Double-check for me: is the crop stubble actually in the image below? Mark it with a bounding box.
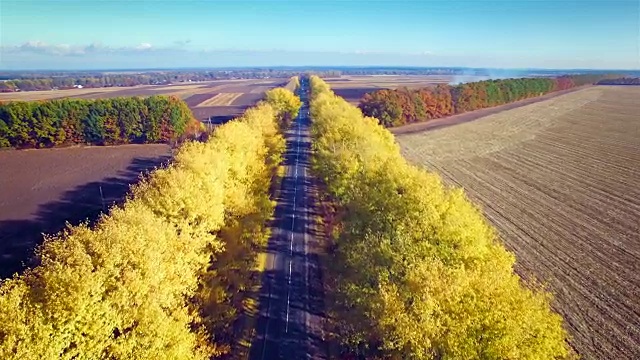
[195,92,244,107]
[396,86,640,359]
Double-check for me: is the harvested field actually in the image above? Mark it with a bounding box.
[190,106,246,124]
[184,93,217,107]
[0,78,289,122]
[326,75,487,104]
[195,92,244,107]
[390,86,592,135]
[395,86,640,359]
[0,144,171,279]
[325,75,454,89]
[202,79,269,88]
[332,88,377,104]
[232,93,264,106]
[0,86,133,101]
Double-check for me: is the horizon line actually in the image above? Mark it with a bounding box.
[1,65,639,73]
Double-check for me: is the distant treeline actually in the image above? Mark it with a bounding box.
[0,96,201,148]
[359,74,617,127]
[0,70,317,92]
[4,68,635,92]
[596,77,640,85]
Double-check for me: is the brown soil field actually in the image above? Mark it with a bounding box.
[324,75,454,89]
[0,86,134,101]
[202,79,281,89]
[232,93,265,106]
[0,144,171,279]
[395,86,640,359]
[332,87,377,104]
[195,92,244,107]
[184,93,217,107]
[0,78,288,122]
[190,106,247,124]
[326,75,487,104]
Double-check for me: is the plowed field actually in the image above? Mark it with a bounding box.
[325,75,481,104]
[0,78,288,122]
[396,86,640,359]
[0,145,171,279]
[195,92,244,107]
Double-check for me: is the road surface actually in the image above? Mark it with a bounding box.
[250,78,326,359]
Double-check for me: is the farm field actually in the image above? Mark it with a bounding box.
[395,86,640,359]
[0,144,171,279]
[0,78,288,122]
[326,74,479,104]
[390,85,591,135]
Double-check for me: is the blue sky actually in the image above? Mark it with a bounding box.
[0,0,638,70]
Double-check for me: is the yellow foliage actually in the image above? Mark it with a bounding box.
[192,102,286,352]
[0,202,210,360]
[264,87,302,127]
[0,86,292,358]
[309,76,569,359]
[284,76,300,92]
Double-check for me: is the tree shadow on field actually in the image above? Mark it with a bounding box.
[0,155,171,280]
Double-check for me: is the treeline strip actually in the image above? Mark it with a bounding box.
[359,74,617,127]
[284,75,301,92]
[0,88,301,359]
[596,77,640,85]
[309,75,569,358]
[191,88,300,355]
[0,96,203,148]
[0,71,308,92]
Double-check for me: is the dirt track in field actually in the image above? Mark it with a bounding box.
[0,145,171,279]
[396,86,640,360]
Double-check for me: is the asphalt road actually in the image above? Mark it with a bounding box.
[249,79,326,359]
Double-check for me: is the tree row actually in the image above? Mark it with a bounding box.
[596,77,640,85]
[0,70,297,92]
[359,74,616,127]
[309,75,568,359]
[0,96,201,148]
[0,87,302,359]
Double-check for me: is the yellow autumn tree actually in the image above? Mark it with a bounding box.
[0,87,297,359]
[264,86,302,127]
[190,102,288,353]
[284,75,300,92]
[309,75,569,359]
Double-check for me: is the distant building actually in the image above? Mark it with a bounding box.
[74,84,83,89]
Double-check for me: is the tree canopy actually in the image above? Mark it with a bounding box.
[0,87,300,359]
[359,74,618,127]
[0,96,201,148]
[310,75,569,359]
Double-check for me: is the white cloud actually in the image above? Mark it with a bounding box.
[4,41,161,57]
[135,43,152,50]
[18,41,84,56]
